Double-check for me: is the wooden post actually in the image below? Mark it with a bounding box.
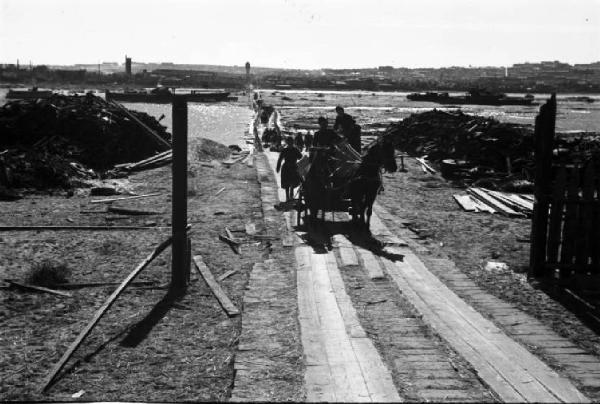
[171,95,190,289]
[529,94,557,278]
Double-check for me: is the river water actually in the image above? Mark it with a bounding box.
[1,88,599,140]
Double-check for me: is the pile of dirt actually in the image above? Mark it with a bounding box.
[383,109,534,176]
[195,138,231,161]
[0,94,171,190]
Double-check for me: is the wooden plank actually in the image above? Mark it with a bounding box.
[486,189,531,214]
[560,168,580,274]
[193,255,240,317]
[0,225,159,231]
[332,235,359,267]
[53,281,155,289]
[453,194,478,212]
[217,269,239,282]
[469,188,523,217]
[356,247,385,280]
[578,164,595,271]
[547,167,567,264]
[219,234,240,254]
[107,206,162,216]
[383,248,588,403]
[6,280,72,297]
[40,235,173,392]
[90,193,162,204]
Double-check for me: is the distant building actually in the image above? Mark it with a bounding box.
[125,56,132,76]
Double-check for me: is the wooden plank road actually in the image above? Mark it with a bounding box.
[263,146,589,402]
[265,150,401,402]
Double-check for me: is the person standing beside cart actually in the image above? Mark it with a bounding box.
[276,136,303,202]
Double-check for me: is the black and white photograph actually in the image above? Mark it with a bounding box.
[1,0,600,402]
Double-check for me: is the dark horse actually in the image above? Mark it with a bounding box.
[349,137,397,230]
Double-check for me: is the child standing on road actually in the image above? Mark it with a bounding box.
[276,136,303,202]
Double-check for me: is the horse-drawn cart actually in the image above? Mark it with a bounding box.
[295,140,361,225]
[295,137,398,229]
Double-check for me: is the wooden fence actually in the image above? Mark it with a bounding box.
[530,94,600,289]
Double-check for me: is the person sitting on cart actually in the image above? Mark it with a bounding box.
[334,106,361,153]
[313,117,340,149]
[309,117,342,186]
[276,136,303,202]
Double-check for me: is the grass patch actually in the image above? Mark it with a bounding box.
[26,260,71,286]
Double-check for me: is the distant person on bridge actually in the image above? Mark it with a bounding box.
[334,106,361,153]
[276,136,303,202]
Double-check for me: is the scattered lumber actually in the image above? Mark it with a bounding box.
[219,234,240,254]
[6,280,72,297]
[90,193,162,204]
[107,206,162,216]
[468,187,524,217]
[40,234,175,393]
[221,152,249,166]
[53,281,156,289]
[415,157,436,174]
[217,269,239,282]
[118,150,173,171]
[192,256,240,317]
[0,225,159,231]
[453,194,478,212]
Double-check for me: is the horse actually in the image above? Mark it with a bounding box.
[348,137,397,230]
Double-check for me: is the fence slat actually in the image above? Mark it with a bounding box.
[593,169,600,271]
[578,164,595,272]
[559,167,580,279]
[547,167,567,264]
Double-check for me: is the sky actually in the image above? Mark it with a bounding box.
[1,0,599,69]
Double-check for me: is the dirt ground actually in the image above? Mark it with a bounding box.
[0,137,269,401]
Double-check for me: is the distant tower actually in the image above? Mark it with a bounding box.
[245,61,251,87]
[125,55,132,76]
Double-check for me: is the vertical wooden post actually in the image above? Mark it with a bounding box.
[529,93,557,278]
[171,95,189,289]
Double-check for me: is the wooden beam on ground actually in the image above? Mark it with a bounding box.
[453,194,478,212]
[0,225,160,231]
[192,255,240,317]
[6,280,72,297]
[217,269,239,282]
[40,235,174,393]
[219,234,240,254]
[468,188,524,217]
[53,281,156,289]
[107,206,162,216]
[90,193,162,204]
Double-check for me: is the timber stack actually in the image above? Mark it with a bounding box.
[0,94,171,191]
[383,109,600,189]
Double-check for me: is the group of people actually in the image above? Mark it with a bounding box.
[276,106,361,201]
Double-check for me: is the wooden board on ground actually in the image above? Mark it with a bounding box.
[193,255,240,317]
[356,247,385,280]
[6,280,72,297]
[453,194,478,212]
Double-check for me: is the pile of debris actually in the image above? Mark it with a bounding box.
[0,94,171,190]
[382,109,534,177]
